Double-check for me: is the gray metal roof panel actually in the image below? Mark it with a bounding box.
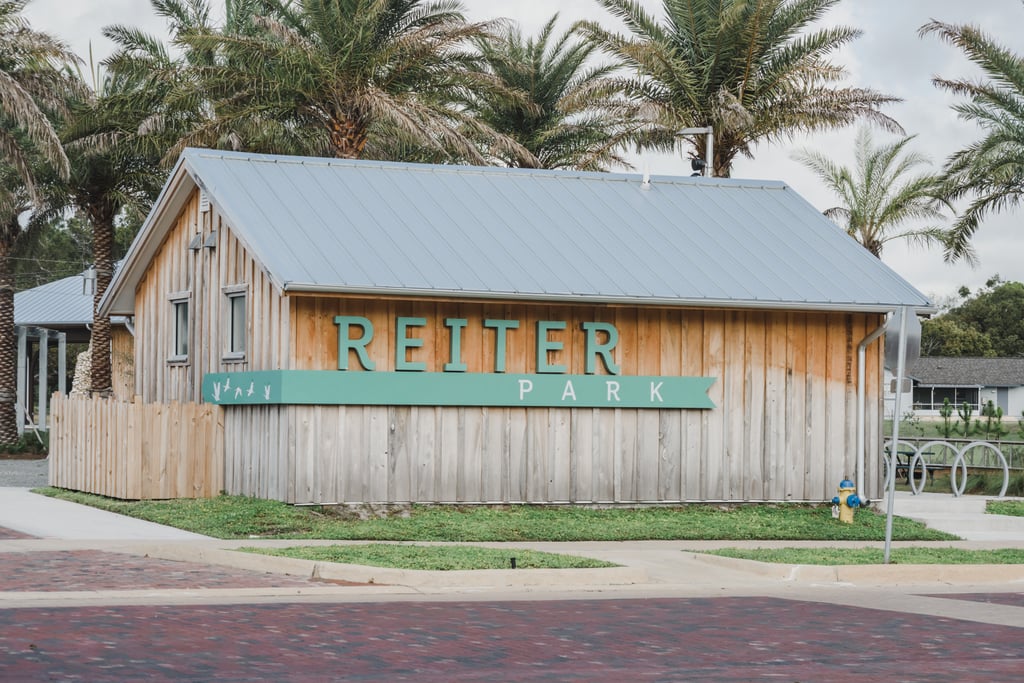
[173,149,932,311]
[15,266,128,328]
[14,273,93,326]
[908,357,1024,387]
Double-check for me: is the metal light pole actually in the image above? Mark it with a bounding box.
[678,127,714,177]
[884,306,909,564]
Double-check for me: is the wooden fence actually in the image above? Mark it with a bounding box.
[49,395,224,500]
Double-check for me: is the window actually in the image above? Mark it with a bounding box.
[911,386,980,411]
[223,285,248,361]
[169,292,190,362]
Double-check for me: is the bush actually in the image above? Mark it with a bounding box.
[0,432,48,456]
[1006,471,1024,497]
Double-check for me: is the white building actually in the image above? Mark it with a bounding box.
[886,357,1024,420]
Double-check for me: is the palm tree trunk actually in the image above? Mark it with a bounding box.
[89,202,116,397]
[0,228,19,443]
[328,117,369,159]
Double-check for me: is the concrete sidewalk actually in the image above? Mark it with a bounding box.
[0,487,207,540]
[881,490,1024,541]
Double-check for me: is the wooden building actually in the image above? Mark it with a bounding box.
[97,149,932,505]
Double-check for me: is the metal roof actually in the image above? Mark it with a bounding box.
[16,266,126,339]
[103,148,934,315]
[908,357,1024,387]
[15,271,96,327]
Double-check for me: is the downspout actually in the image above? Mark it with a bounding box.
[856,320,887,496]
[124,316,135,337]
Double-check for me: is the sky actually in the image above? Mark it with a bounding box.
[20,0,1024,305]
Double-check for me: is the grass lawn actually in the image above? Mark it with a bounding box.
[35,488,954,542]
[988,500,1024,517]
[704,546,1024,565]
[241,544,617,570]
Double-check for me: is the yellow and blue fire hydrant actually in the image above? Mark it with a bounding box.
[831,478,861,524]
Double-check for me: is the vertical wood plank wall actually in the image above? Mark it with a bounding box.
[221,295,885,504]
[132,193,290,404]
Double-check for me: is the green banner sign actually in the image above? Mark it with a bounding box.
[202,371,716,410]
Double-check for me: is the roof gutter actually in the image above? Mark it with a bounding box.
[280,282,937,316]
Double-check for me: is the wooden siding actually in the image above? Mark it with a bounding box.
[131,189,290,403]
[49,394,224,499]
[219,298,886,504]
[111,327,135,402]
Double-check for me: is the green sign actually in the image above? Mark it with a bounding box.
[202,371,716,409]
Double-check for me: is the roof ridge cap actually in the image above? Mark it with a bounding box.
[184,148,785,187]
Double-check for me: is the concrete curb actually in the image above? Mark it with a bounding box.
[686,551,1024,585]
[144,544,649,589]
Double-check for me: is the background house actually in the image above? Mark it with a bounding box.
[14,265,132,399]
[886,357,1024,419]
[53,149,932,504]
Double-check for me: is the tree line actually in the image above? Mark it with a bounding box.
[3,0,1023,443]
[922,277,1024,358]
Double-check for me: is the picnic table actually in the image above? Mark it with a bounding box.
[883,446,944,484]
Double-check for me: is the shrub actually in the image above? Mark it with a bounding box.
[0,433,48,456]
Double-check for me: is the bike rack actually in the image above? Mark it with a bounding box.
[951,442,1009,498]
[884,439,1010,498]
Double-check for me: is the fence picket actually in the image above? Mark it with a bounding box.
[48,394,224,500]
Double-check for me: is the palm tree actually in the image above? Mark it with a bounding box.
[0,0,76,443]
[465,14,638,171]
[920,14,1024,263]
[0,0,74,195]
[794,127,952,258]
[40,65,166,397]
[0,164,35,443]
[104,0,275,166]
[579,0,901,177]
[175,0,524,163]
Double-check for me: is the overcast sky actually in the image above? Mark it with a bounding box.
[21,0,1024,304]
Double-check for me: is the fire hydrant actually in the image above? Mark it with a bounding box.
[831,478,861,524]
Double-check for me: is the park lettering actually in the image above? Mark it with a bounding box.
[335,316,621,375]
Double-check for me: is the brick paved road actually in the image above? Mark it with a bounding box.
[0,550,327,591]
[2,597,1022,682]
[0,527,32,540]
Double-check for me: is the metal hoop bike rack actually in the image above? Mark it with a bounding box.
[884,439,1009,498]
